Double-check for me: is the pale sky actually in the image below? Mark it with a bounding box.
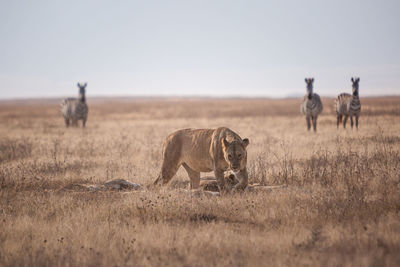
[1,0,399,99]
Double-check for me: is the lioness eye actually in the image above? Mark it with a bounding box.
[228,155,232,159]
[238,154,242,158]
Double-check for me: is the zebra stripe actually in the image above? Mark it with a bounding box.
[335,77,361,129]
[300,78,323,132]
[61,83,89,128]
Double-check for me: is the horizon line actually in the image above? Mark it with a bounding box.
[1,94,400,102]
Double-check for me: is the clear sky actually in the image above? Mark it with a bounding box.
[1,0,399,99]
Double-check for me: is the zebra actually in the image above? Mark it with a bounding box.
[61,82,89,127]
[300,78,323,132]
[335,77,361,129]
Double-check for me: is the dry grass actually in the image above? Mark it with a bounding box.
[1,96,400,266]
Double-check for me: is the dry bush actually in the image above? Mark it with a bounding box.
[0,96,400,266]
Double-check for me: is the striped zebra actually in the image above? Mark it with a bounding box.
[335,77,361,129]
[61,82,89,127]
[300,78,323,132]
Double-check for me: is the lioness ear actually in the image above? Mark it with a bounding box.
[242,138,249,148]
[222,138,229,150]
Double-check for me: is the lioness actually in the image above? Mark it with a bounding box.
[153,127,249,191]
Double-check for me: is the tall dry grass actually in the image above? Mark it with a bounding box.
[0,97,400,266]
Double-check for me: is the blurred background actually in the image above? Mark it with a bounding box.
[1,0,399,99]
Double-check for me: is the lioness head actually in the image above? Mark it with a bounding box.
[222,138,249,172]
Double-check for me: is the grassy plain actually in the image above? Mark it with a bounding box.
[0,96,399,266]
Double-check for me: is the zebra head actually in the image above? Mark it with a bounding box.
[351,77,360,97]
[77,82,87,102]
[304,78,314,99]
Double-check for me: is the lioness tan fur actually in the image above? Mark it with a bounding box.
[153,127,249,191]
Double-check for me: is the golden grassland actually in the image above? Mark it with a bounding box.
[0,96,400,266]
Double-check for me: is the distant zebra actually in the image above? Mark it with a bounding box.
[61,82,89,127]
[335,77,361,129]
[300,78,323,132]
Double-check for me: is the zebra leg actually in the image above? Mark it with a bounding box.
[343,116,348,129]
[355,115,359,130]
[306,116,311,131]
[82,118,87,128]
[337,115,342,129]
[72,118,78,127]
[64,118,70,127]
[350,116,354,129]
[312,116,317,132]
